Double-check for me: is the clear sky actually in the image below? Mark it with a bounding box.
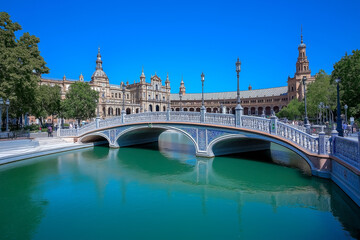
[3,0,360,93]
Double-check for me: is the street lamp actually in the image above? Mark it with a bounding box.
[302,76,310,130]
[236,58,241,105]
[335,78,343,136]
[344,104,348,124]
[5,99,9,132]
[122,84,126,113]
[179,91,183,111]
[0,98,3,132]
[201,72,205,108]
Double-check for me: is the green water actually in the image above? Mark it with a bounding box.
[0,142,360,239]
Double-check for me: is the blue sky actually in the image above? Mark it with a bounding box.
[3,0,360,93]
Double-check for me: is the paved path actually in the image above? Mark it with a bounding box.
[0,137,93,165]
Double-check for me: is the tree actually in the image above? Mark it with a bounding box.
[306,70,336,122]
[62,82,98,125]
[0,12,49,123]
[32,84,61,126]
[277,99,304,120]
[331,50,360,119]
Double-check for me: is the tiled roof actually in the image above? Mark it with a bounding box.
[170,86,288,101]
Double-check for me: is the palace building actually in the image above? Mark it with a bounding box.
[33,31,315,124]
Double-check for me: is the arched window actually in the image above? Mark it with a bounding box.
[127,94,129,99]
[149,105,153,112]
[163,106,166,111]
[115,93,117,98]
[156,105,160,111]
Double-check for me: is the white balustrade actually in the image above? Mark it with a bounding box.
[205,113,235,126]
[333,137,359,168]
[241,116,270,133]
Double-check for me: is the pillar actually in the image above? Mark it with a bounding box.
[200,106,206,123]
[318,126,326,155]
[270,115,277,134]
[235,104,243,128]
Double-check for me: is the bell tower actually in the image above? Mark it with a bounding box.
[295,26,310,76]
[179,75,185,95]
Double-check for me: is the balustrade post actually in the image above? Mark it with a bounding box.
[167,108,171,121]
[330,127,338,155]
[200,106,206,123]
[270,115,277,134]
[121,110,126,124]
[318,126,326,155]
[96,116,100,129]
[235,105,243,127]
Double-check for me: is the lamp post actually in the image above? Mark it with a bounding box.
[5,99,9,132]
[335,78,343,136]
[236,58,241,105]
[344,104,348,124]
[201,72,205,108]
[179,92,183,111]
[0,98,3,132]
[122,84,126,112]
[302,76,310,131]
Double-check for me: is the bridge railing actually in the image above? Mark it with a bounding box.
[277,121,321,154]
[205,113,235,126]
[333,136,359,169]
[170,111,201,123]
[241,115,270,133]
[125,112,167,123]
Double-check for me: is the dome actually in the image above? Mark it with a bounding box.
[92,69,107,78]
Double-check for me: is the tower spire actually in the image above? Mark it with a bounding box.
[301,25,303,44]
[96,47,103,70]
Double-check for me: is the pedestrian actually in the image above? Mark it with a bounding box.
[47,125,51,137]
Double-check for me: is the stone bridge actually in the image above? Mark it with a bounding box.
[58,111,360,206]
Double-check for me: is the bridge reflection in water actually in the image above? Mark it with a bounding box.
[1,131,359,239]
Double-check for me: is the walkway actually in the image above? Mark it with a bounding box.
[0,137,93,165]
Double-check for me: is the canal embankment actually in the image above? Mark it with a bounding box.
[0,137,94,165]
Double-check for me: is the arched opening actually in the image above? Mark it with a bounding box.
[136,108,139,113]
[163,106,166,111]
[189,108,194,112]
[244,107,249,115]
[175,108,180,111]
[206,108,211,113]
[108,108,113,116]
[209,136,311,174]
[156,105,160,112]
[213,108,218,113]
[116,127,197,154]
[184,108,188,111]
[149,104,153,112]
[196,108,200,112]
[126,108,131,114]
[251,107,256,115]
[265,106,271,116]
[103,107,106,116]
[273,106,280,113]
[231,107,235,114]
[258,107,263,116]
[80,134,109,146]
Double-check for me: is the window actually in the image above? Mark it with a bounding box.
[127,94,129,99]
[115,93,117,98]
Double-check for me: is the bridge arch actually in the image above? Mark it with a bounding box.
[207,133,314,171]
[79,132,111,146]
[114,125,199,152]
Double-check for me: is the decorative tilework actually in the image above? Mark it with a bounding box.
[332,161,360,194]
[206,128,238,144]
[178,127,197,141]
[198,128,206,151]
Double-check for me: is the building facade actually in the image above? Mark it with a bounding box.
[34,32,315,124]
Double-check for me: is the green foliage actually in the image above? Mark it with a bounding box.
[0,12,49,118]
[277,99,304,120]
[32,84,61,125]
[306,70,336,120]
[62,82,98,124]
[331,50,360,119]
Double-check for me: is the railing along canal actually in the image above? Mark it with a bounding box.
[58,111,338,156]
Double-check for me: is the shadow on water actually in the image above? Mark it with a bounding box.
[117,142,194,176]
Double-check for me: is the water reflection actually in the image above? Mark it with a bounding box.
[0,136,359,239]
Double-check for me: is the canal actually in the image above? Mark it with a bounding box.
[0,131,359,239]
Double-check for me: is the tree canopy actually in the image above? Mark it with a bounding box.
[277,99,304,120]
[62,82,98,125]
[331,50,360,119]
[32,84,62,126]
[0,12,49,119]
